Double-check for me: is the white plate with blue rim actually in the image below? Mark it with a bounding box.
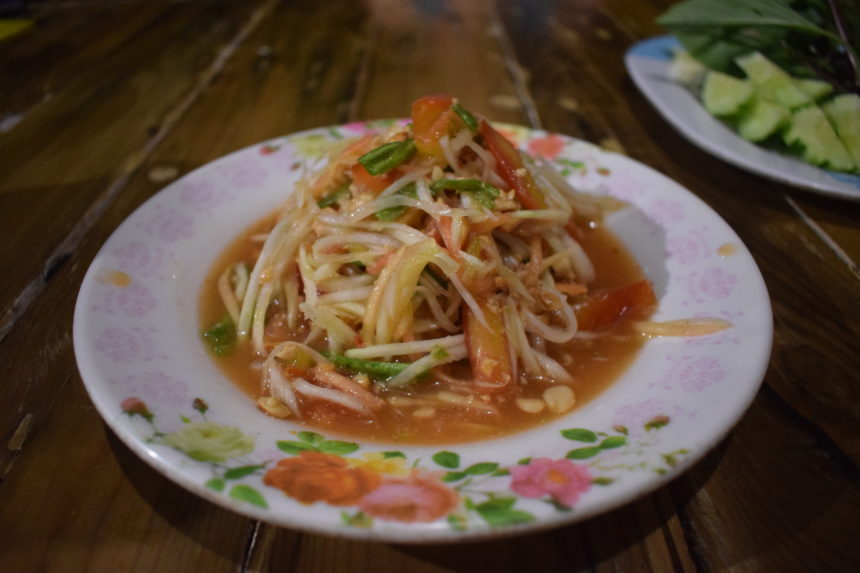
[626,35,860,201]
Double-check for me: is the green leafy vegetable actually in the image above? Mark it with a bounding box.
[359,139,417,175]
[452,102,479,132]
[203,315,236,357]
[658,0,859,94]
[429,178,501,208]
[321,351,409,379]
[317,182,350,208]
[375,182,417,221]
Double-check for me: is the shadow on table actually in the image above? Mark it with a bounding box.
[105,427,253,564]
[391,443,725,572]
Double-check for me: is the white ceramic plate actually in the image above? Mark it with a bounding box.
[626,36,860,201]
[73,122,772,542]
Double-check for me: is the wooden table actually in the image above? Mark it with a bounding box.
[1,1,858,570]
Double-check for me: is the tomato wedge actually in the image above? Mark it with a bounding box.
[411,94,465,162]
[574,280,657,331]
[478,120,546,210]
[464,298,514,394]
[350,163,398,194]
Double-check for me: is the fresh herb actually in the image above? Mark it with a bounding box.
[430,178,501,208]
[203,315,236,357]
[658,0,859,94]
[375,182,417,221]
[358,139,417,176]
[322,351,409,379]
[452,102,479,132]
[317,181,350,208]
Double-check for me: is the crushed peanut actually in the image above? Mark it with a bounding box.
[257,396,291,418]
[516,398,546,414]
[413,407,436,418]
[543,385,575,414]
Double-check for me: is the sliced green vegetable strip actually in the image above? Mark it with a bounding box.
[430,178,500,208]
[359,139,416,176]
[452,102,479,133]
[317,182,350,208]
[375,182,417,221]
[203,315,236,357]
[322,351,409,379]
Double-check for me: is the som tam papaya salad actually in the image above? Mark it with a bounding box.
[201,95,671,443]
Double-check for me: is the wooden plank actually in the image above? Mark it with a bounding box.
[671,390,860,571]
[0,0,260,333]
[357,0,529,125]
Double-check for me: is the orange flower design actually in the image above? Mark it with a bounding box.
[264,451,380,506]
[527,134,565,159]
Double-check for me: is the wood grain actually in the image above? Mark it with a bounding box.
[0,0,858,571]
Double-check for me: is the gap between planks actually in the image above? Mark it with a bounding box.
[784,196,860,281]
[0,0,279,346]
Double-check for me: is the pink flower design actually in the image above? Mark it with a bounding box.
[666,229,710,266]
[647,199,684,226]
[675,356,726,392]
[218,158,268,189]
[527,134,565,159]
[358,471,459,523]
[128,370,189,407]
[139,206,194,243]
[96,283,158,318]
[110,241,164,277]
[509,458,592,508]
[684,267,738,305]
[613,399,668,431]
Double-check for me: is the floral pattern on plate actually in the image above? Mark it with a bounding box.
[120,396,687,531]
[74,121,772,542]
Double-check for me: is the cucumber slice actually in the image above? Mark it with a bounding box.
[795,78,833,101]
[784,105,855,172]
[736,95,790,142]
[736,52,813,109]
[823,94,860,171]
[701,71,754,117]
[669,49,706,88]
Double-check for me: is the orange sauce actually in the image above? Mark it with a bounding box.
[200,217,650,445]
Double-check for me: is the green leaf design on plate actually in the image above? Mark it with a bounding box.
[297,431,325,445]
[224,464,264,480]
[464,462,499,475]
[277,440,316,454]
[433,451,460,469]
[566,446,602,460]
[206,478,226,492]
[599,436,627,450]
[341,511,372,527]
[492,468,510,477]
[229,484,268,508]
[317,440,360,455]
[561,428,598,443]
[645,415,670,431]
[517,457,532,465]
[474,498,534,526]
[382,451,406,459]
[592,476,614,485]
[447,513,468,531]
[442,471,468,483]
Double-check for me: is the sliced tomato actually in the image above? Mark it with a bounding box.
[464,298,514,394]
[411,94,465,162]
[349,163,398,194]
[478,120,546,210]
[574,280,657,331]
